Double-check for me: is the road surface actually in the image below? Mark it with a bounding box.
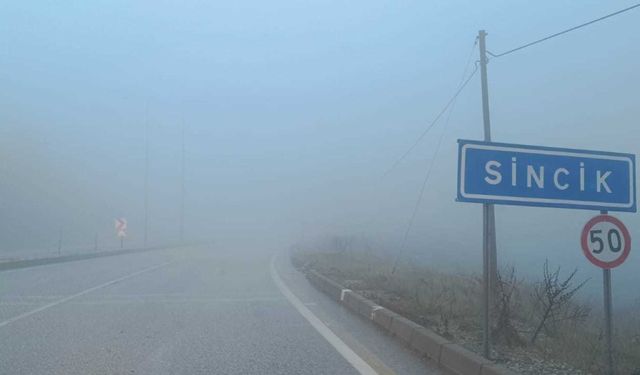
[0,245,443,374]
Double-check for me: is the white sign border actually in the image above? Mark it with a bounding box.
[459,142,636,210]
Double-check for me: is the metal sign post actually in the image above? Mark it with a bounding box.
[599,209,614,375]
[115,218,127,249]
[603,266,614,375]
[580,212,631,375]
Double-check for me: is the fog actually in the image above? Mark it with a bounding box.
[1,1,639,306]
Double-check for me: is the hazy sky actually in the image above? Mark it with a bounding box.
[1,1,639,303]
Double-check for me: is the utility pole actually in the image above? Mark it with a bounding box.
[478,29,498,359]
[180,122,185,244]
[57,226,63,256]
[144,119,149,248]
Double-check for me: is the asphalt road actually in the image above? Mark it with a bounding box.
[0,245,443,375]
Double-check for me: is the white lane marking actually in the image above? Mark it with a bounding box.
[0,262,171,329]
[0,295,67,300]
[0,296,286,306]
[270,255,378,375]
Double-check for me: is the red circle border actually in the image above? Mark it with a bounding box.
[580,215,631,269]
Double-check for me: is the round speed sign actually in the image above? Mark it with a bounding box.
[581,215,631,269]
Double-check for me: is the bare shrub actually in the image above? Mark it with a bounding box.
[530,259,589,344]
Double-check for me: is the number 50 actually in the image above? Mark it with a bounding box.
[589,229,622,254]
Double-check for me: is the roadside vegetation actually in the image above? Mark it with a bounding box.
[291,236,640,375]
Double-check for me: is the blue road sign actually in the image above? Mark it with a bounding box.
[457,140,636,212]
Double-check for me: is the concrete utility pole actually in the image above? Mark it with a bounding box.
[144,120,149,248]
[180,123,185,243]
[57,227,63,256]
[478,29,498,359]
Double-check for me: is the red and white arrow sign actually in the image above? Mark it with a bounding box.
[115,218,127,238]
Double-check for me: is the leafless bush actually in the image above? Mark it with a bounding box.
[530,259,589,344]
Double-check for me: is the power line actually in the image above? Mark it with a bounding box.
[382,59,478,178]
[390,103,452,274]
[382,38,478,177]
[489,3,640,58]
[358,41,478,238]
[390,42,478,274]
[459,37,480,83]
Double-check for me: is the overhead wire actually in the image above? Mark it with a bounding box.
[390,102,454,274]
[382,39,479,178]
[488,3,640,58]
[390,41,479,274]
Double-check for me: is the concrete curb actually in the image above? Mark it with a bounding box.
[304,269,518,375]
[411,326,450,362]
[0,246,170,272]
[307,270,344,301]
[440,343,492,375]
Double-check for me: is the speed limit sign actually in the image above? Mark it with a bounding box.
[581,215,631,269]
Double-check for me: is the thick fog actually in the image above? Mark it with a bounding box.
[1,1,638,305]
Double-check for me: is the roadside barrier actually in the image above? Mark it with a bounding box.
[304,269,517,375]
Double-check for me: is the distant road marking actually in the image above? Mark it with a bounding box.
[0,262,171,329]
[270,255,378,375]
